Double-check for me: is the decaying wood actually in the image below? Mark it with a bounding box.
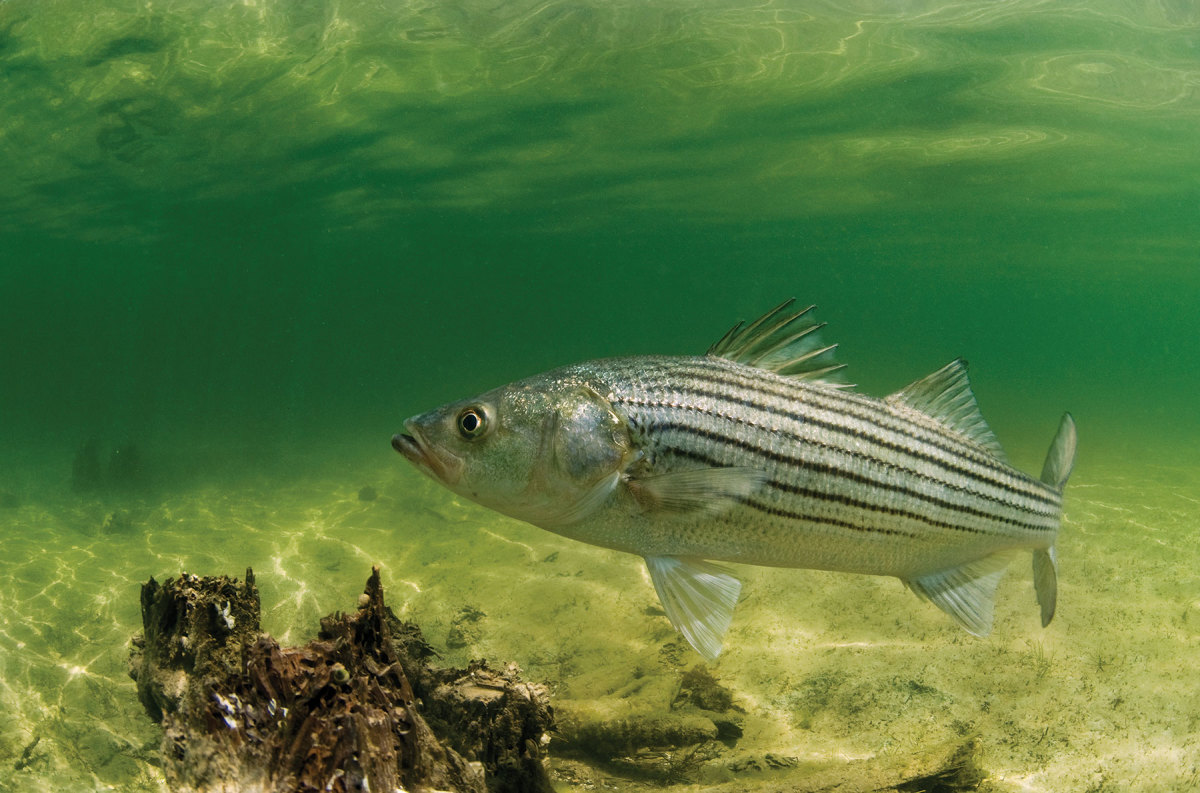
[129,567,553,793]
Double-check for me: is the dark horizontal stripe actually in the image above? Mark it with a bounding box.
[616,391,1058,520]
[736,496,921,540]
[613,363,1059,510]
[620,354,1043,489]
[607,355,993,467]
[672,359,1052,500]
[666,443,1053,539]
[662,424,1057,531]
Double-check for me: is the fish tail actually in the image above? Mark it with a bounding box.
[1033,413,1077,627]
[1040,412,1077,492]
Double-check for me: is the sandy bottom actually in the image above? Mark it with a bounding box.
[0,454,1197,791]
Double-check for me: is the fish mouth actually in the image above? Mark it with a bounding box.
[392,423,462,484]
[391,432,423,461]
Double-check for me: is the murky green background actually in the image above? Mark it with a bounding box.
[1,1,1198,790]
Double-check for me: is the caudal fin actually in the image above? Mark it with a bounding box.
[1034,413,1076,627]
[1040,413,1077,492]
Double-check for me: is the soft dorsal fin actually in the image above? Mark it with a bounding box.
[707,299,849,387]
[886,359,1007,461]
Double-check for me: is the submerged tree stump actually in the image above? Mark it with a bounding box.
[129,567,554,793]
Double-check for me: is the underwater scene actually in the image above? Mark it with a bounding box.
[1,0,1199,790]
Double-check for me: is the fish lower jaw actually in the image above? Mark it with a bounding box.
[392,431,463,485]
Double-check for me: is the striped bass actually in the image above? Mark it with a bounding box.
[393,300,1076,660]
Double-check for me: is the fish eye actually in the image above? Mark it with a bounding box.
[457,406,489,439]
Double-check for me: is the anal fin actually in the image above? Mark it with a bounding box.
[645,556,741,661]
[1033,547,1058,627]
[903,552,1017,636]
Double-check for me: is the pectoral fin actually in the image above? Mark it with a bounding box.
[645,556,741,661]
[628,467,768,516]
[903,552,1018,636]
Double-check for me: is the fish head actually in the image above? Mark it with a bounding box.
[393,370,633,528]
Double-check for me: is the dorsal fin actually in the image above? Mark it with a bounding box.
[886,359,1007,461]
[707,299,849,387]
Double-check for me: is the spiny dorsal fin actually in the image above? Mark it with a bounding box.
[886,359,1007,462]
[707,299,850,387]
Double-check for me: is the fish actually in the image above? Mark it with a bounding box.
[392,300,1076,660]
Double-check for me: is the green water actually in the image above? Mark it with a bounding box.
[1,1,1198,790]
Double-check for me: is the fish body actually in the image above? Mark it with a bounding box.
[394,301,1076,659]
